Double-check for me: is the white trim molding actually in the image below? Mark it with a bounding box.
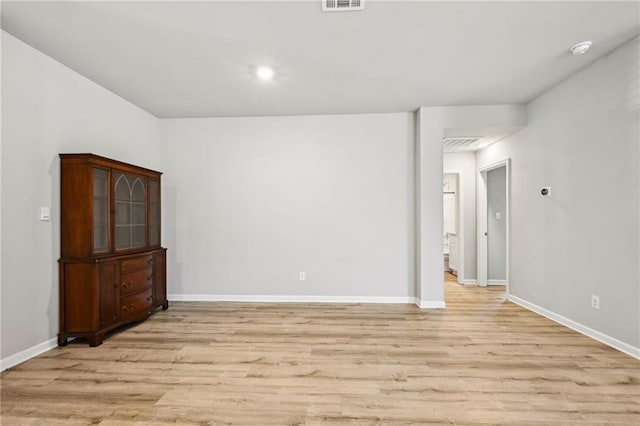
[169,294,418,305]
[487,280,507,286]
[169,294,447,310]
[460,279,477,286]
[417,300,446,309]
[509,295,640,360]
[0,337,58,372]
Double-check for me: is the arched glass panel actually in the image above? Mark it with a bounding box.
[114,173,148,250]
[132,178,146,202]
[115,175,131,201]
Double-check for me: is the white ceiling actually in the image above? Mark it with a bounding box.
[2,1,639,118]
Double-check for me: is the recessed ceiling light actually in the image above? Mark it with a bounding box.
[256,66,275,81]
[569,41,592,56]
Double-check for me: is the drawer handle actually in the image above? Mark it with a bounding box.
[146,274,153,281]
[121,281,132,289]
[147,259,153,264]
[147,296,153,303]
[122,304,133,312]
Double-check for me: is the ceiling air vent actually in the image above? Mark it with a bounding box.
[323,0,365,12]
[443,137,484,153]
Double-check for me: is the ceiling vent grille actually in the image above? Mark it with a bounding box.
[323,0,365,12]
[443,137,484,153]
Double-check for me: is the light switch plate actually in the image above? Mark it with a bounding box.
[40,207,51,221]
[495,212,501,220]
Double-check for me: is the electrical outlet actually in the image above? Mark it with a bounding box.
[591,295,600,310]
[299,272,305,281]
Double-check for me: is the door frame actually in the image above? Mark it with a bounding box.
[477,158,510,294]
[443,170,464,284]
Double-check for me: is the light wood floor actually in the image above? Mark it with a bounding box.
[2,275,639,425]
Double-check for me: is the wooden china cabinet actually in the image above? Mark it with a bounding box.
[58,154,167,347]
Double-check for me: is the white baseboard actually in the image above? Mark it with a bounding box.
[508,295,640,360]
[0,337,58,372]
[169,294,417,304]
[169,294,446,310]
[459,279,477,285]
[417,300,446,309]
[487,280,507,286]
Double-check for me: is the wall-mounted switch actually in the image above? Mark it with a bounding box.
[40,207,51,221]
[495,212,501,220]
[299,272,306,281]
[591,295,600,310]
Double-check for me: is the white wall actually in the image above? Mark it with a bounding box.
[1,32,159,362]
[476,37,640,349]
[444,152,477,282]
[159,113,415,300]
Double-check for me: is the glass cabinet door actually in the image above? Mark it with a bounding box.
[149,179,160,247]
[114,173,147,250]
[92,168,110,253]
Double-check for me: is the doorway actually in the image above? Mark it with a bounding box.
[443,173,458,275]
[443,172,463,284]
[477,160,509,292]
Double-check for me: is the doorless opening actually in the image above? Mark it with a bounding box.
[477,159,510,293]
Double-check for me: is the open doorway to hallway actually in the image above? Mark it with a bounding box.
[477,160,510,292]
[486,166,508,285]
[443,173,459,280]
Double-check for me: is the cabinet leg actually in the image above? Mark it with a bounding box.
[58,335,68,347]
[88,334,104,347]
[162,301,169,310]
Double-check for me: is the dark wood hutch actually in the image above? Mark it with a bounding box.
[58,154,167,346]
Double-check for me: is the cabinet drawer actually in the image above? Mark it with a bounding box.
[120,288,153,320]
[120,255,153,273]
[120,268,152,296]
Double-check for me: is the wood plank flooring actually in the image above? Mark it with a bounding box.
[2,275,639,425]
